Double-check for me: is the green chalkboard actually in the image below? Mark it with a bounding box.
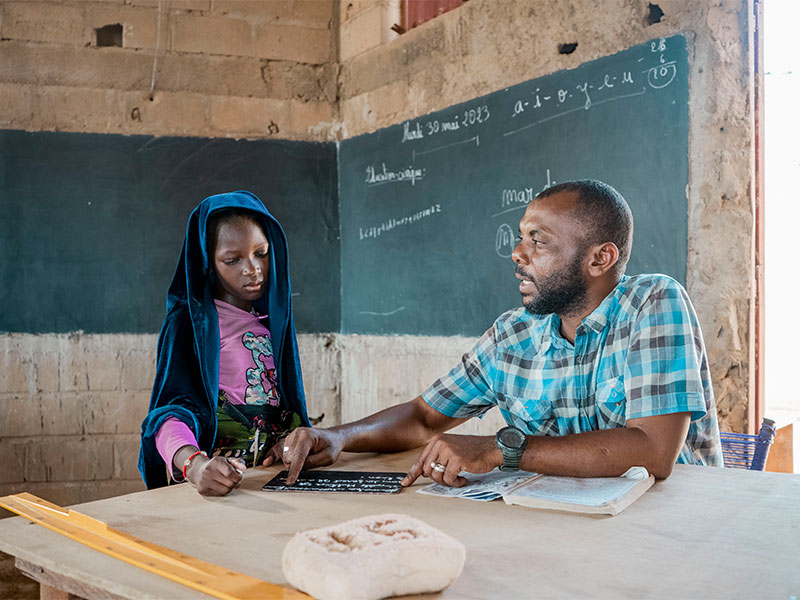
[0,132,339,334]
[339,35,690,336]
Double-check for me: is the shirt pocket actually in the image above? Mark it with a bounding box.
[592,377,627,429]
[497,393,555,435]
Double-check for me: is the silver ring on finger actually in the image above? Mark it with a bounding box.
[430,461,446,473]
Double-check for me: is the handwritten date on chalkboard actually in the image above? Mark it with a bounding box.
[262,471,406,494]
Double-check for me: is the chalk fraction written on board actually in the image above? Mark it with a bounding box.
[262,471,406,494]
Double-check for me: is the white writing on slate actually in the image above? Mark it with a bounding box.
[496,169,557,215]
[365,163,425,186]
[494,169,558,257]
[511,68,637,119]
[506,37,675,137]
[359,204,442,240]
[402,121,424,142]
[400,105,491,143]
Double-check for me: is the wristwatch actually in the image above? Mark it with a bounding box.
[495,426,528,472]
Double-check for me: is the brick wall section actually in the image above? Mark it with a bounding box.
[0,329,339,600]
[0,0,337,139]
[0,333,153,518]
[339,0,400,61]
[0,332,338,511]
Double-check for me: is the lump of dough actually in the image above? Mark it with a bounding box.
[282,513,466,600]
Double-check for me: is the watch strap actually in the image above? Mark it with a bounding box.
[499,448,523,472]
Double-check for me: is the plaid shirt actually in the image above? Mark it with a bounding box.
[422,274,723,466]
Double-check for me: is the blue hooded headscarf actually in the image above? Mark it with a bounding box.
[138,191,310,489]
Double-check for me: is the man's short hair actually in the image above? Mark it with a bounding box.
[536,179,633,276]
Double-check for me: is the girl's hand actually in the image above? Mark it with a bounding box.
[186,455,245,496]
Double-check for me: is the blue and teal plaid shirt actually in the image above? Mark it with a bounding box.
[422,274,723,466]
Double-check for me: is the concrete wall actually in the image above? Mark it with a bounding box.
[0,0,338,140]
[0,1,754,585]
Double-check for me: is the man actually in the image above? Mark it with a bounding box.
[268,180,723,487]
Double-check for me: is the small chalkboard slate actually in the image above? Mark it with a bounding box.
[262,471,405,494]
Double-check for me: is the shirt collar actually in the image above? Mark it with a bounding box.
[580,276,628,334]
[536,313,567,352]
[213,298,269,320]
[536,276,629,348]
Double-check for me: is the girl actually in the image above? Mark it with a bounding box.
[138,191,310,495]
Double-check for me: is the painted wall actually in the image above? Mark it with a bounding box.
[0,0,753,529]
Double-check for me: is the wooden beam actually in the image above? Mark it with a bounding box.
[766,423,797,473]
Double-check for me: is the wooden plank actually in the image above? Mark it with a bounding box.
[766,422,797,473]
[0,494,307,600]
[38,584,70,600]
[17,557,121,600]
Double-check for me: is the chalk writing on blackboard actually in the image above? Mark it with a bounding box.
[492,169,558,219]
[496,224,515,258]
[646,62,677,88]
[501,188,535,210]
[402,105,491,144]
[645,37,677,89]
[358,204,442,241]
[509,71,638,118]
[360,306,406,317]
[494,168,560,257]
[365,163,425,186]
[402,121,424,142]
[505,37,677,138]
[650,37,667,53]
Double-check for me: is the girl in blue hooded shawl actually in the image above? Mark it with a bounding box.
[139,191,310,495]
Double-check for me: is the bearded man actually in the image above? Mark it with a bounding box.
[272,180,723,486]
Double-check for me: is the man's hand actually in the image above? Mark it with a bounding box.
[402,433,503,487]
[186,455,245,496]
[262,428,345,485]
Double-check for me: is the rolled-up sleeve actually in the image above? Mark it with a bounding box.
[422,322,500,418]
[624,281,708,422]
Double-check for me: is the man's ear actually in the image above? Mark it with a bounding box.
[586,242,619,277]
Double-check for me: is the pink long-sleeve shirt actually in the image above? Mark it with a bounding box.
[154,299,279,478]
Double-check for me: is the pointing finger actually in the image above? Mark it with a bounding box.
[284,436,313,485]
[401,447,430,487]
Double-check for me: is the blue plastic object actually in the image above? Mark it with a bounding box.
[720,418,777,471]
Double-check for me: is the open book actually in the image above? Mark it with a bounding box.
[418,466,655,516]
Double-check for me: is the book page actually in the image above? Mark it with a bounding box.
[417,469,539,502]
[509,475,641,507]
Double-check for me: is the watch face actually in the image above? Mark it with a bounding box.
[498,427,525,449]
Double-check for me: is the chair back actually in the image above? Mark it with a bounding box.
[720,418,777,470]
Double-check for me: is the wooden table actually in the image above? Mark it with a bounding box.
[0,450,798,600]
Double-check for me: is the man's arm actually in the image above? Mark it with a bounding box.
[270,396,468,484]
[402,411,691,487]
[519,411,690,478]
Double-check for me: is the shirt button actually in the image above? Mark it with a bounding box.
[575,355,582,363]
